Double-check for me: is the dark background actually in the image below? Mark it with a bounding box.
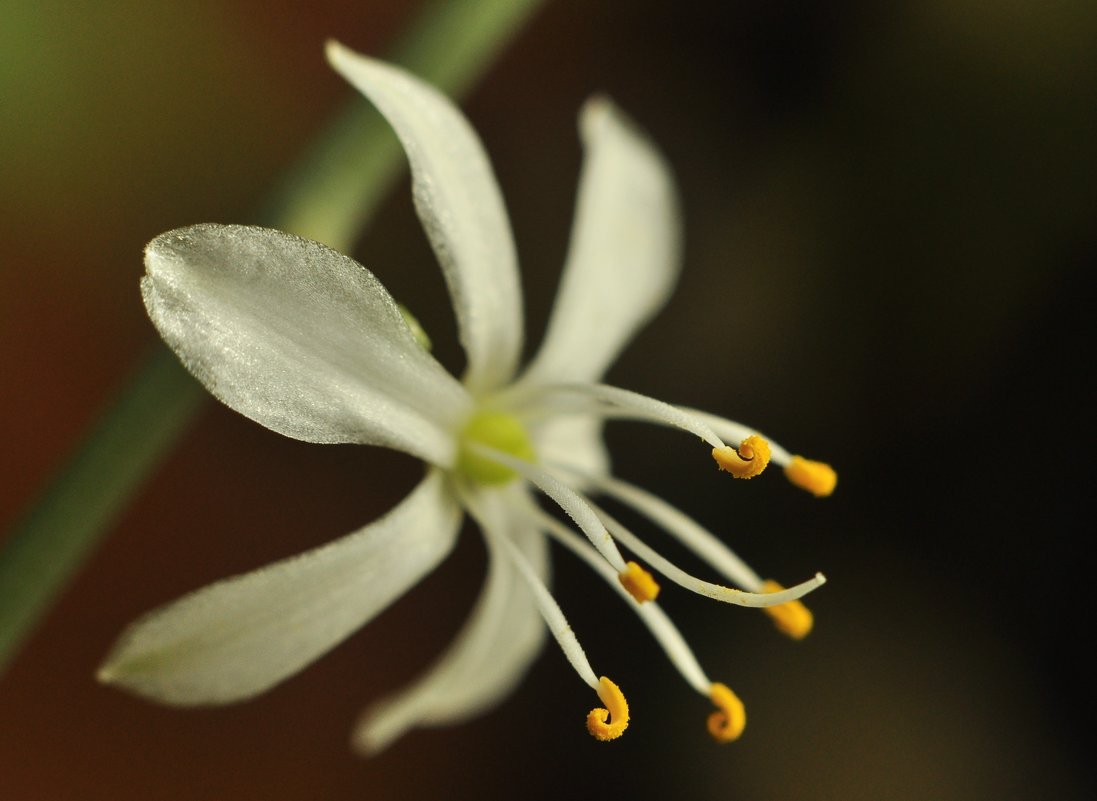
[2,1,1093,798]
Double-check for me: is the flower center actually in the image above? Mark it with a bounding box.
[455,410,536,485]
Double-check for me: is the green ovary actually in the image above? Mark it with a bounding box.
[455,410,536,485]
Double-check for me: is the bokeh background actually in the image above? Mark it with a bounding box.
[2,1,1093,799]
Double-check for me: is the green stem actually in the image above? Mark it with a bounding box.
[0,0,546,674]
[0,350,205,664]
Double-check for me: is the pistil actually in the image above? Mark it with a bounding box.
[455,410,535,485]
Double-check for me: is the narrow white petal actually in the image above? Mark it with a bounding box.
[143,224,470,466]
[99,470,461,705]
[355,486,546,754]
[326,41,523,394]
[520,96,681,386]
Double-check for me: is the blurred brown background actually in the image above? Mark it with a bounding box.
[2,1,1093,799]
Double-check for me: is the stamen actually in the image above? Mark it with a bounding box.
[584,497,826,608]
[538,507,754,744]
[679,406,793,464]
[470,494,641,743]
[707,682,746,742]
[619,561,660,603]
[761,579,814,639]
[535,508,711,695]
[784,456,838,497]
[587,676,629,741]
[521,393,838,498]
[681,407,838,496]
[467,495,600,689]
[505,382,727,449]
[711,435,771,479]
[552,467,765,592]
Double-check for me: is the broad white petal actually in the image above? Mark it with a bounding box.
[521,97,682,385]
[99,470,462,705]
[143,224,470,466]
[354,486,546,754]
[327,42,524,395]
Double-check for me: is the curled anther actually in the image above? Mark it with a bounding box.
[711,435,771,479]
[784,455,837,497]
[619,561,660,603]
[761,579,814,639]
[707,682,746,742]
[586,676,630,741]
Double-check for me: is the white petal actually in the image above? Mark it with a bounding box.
[354,486,546,754]
[520,96,682,386]
[326,42,524,395]
[143,224,470,466]
[98,470,462,705]
[529,416,610,489]
[537,510,711,695]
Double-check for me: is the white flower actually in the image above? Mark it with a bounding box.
[98,41,838,753]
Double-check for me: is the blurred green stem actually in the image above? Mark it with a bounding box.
[0,0,546,675]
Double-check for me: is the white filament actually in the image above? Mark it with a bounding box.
[503,382,727,449]
[535,509,711,695]
[468,443,627,572]
[556,466,765,592]
[464,494,600,691]
[679,406,793,466]
[584,496,825,608]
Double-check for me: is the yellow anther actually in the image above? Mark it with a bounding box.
[761,579,814,640]
[711,435,771,479]
[619,561,660,603]
[587,676,630,741]
[707,682,746,742]
[784,455,837,497]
